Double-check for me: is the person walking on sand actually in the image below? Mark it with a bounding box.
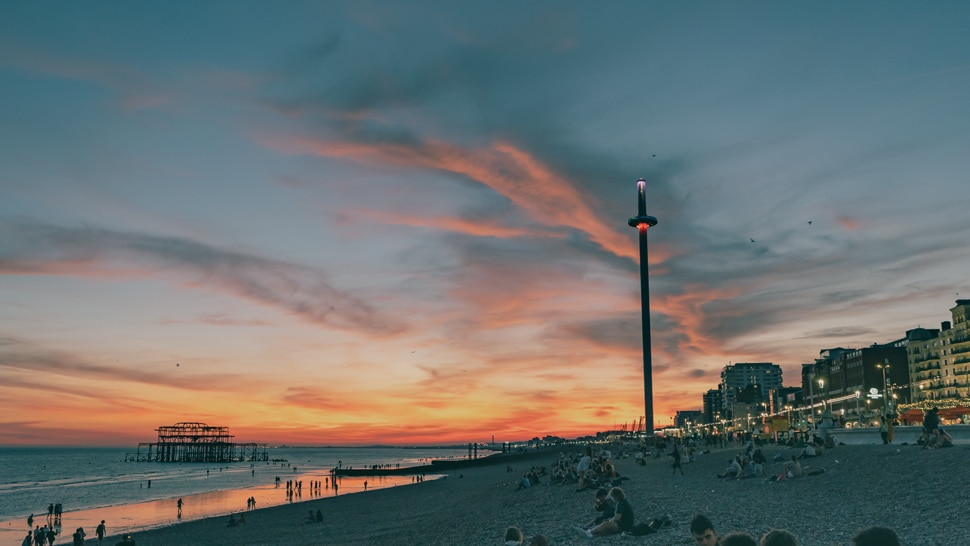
[671,443,685,476]
[177,498,183,517]
[96,520,106,544]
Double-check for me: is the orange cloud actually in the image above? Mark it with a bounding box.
[262,136,669,263]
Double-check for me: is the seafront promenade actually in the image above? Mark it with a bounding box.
[825,423,970,445]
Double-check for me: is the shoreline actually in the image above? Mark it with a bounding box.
[84,442,968,546]
[0,447,561,544]
[0,470,440,543]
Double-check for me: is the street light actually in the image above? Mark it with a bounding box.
[855,390,861,415]
[818,378,825,410]
[877,361,891,415]
[808,377,815,427]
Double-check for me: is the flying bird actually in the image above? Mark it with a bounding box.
[750,238,756,243]
[808,221,813,225]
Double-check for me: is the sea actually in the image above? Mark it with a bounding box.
[0,446,472,543]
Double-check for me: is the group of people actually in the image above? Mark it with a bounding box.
[514,466,546,490]
[688,513,901,546]
[573,485,674,538]
[920,407,954,448]
[716,444,768,480]
[547,445,630,492]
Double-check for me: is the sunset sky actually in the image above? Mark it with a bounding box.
[2,2,969,446]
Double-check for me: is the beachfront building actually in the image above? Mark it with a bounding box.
[908,300,970,405]
[702,389,722,425]
[805,343,908,422]
[674,410,703,433]
[719,362,783,424]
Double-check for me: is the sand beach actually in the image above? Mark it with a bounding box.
[82,442,967,546]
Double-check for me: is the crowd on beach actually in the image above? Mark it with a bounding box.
[21,516,136,546]
[22,503,65,546]
[500,429,922,545]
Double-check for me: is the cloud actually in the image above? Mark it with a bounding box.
[0,222,405,335]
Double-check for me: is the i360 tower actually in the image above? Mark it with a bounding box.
[627,178,658,437]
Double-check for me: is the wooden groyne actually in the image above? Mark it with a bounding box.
[332,445,569,477]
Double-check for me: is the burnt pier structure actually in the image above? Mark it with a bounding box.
[127,422,268,463]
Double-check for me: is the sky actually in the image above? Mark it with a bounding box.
[2,2,969,447]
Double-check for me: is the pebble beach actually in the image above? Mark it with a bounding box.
[87,441,967,546]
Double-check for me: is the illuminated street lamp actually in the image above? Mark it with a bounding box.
[855,390,861,415]
[808,377,815,428]
[877,361,891,415]
[818,378,825,410]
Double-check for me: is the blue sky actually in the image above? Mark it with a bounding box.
[1,1,969,445]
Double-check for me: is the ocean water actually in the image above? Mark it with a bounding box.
[0,446,472,541]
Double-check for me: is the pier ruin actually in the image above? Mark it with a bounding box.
[126,422,268,463]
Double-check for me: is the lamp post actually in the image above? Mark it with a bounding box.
[628,177,658,437]
[877,361,891,415]
[818,378,825,410]
[855,390,861,416]
[808,378,815,428]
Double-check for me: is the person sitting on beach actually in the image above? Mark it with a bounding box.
[939,428,954,448]
[305,510,317,523]
[799,444,816,458]
[721,531,758,546]
[760,529,798,546]
[738,456,761,479]
[752,448,766,466]
[227,514,238,527]
[503,526,524,545]
[717,456,743,479]
[852,527,900,546]
[785,455,803,478]
[113,535,136,546]
[527,535,549,546]
[584,488,615,528]
[577,486,634,537]
[690,514,718,546]
[315,509,323,522]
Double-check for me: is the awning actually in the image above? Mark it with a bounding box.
[938,406,970,420]
[898,408,924,423]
